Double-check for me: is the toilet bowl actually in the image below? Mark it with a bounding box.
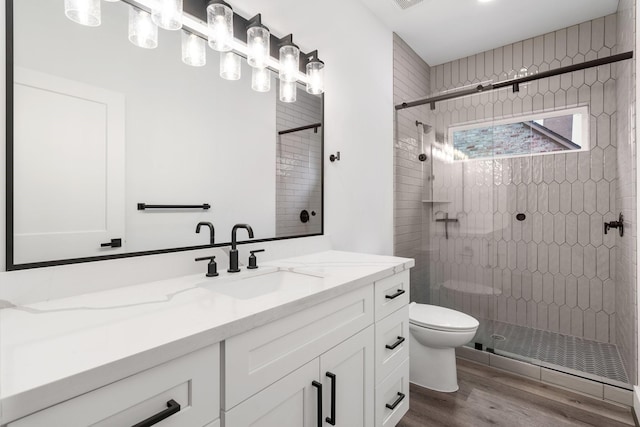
[409,302,479,392]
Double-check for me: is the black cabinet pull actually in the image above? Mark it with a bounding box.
[100,238,122,248]
[385,336,406,350]
[131,399,181,427]
[385,392,406,411]
[385,289,405,300]
[312,381,323,427]
[326,372,336,425]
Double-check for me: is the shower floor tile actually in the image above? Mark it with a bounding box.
[472,320,629,385]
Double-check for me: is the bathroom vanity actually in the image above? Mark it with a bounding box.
[0,251,413,427]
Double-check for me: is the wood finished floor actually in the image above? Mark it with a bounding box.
[398,359,635,427]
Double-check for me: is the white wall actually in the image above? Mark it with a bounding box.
[229,0,395,255]
[0,0,394,302]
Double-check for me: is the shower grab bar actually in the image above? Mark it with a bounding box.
[278,123,322,135]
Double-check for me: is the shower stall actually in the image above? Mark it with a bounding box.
[393,10,637,390]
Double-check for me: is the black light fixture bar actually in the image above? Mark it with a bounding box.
[395,51,634,111]
[180,0,314,73]
[278,123,322,135]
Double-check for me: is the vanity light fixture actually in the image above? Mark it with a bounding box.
[279,80,297,103]
[128,6,158,49]
[304,51,325,95]
[246,14,270,69]
[152,0,183,31]
[62,0,325,102]
[220,51,241,80]
[278,35,300,83]
[182,30,206,66]
[64,0,101,27]
[207,0,234,52]
[252,67,271,92]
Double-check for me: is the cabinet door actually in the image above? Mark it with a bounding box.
[224,359,320,427]
[320,325,374,427]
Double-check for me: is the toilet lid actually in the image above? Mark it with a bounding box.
[409,303,479,332]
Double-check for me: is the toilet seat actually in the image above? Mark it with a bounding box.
[409,303,479,333]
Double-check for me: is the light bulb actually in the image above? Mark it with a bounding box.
[306,60,325,94]
[279,44,299,83]
[207,1,233,52]
[252,67,271,92]
[152,0,183,31]
[182,31,206,67]
[64,0,100,27]
[128,6,158,49]
[220,52,241,80]
[247,25,270,69]
[279,80,297,103]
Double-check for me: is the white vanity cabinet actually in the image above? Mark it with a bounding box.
[222,285,375,427]
[1,254,413,427]
[374,270,411,427]
[7,344,220,427]
[223,270,411,427]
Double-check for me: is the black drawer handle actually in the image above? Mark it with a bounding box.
[385,392,406,410]
[100,238,122,248]
[385,336,405,350]
[312,380,323,427]
[132,399,181,427]
[326,372,336,425]
[385,289,405,300]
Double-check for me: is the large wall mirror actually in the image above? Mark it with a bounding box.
[6,0,323,269]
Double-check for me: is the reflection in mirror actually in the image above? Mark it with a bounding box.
[448,106,589,160]
[9,0,323,268]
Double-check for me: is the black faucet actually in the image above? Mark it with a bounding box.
[196,222,215,245]
[228,224,254,273]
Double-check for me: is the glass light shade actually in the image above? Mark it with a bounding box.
[252,67,271,92]
[220,52,241,80]
[207,2,233,52]
[279,80,297,103]
[64,0,100,27]
[152,0,183,31]
[128,7,158,49]
[279,44,300,82]
[247,26,270,69]
[306,61,325,94]
[182,31,206,67]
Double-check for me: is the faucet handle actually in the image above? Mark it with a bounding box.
[195,256,219,277]
[247,249,265,270]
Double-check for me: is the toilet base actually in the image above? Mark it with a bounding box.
[409,333,459,392]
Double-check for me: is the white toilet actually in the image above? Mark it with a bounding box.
[409,302,479,392]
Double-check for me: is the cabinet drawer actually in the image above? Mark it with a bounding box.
[9,344,220,427]
[224,285,374,410]
[375,305,409,385]
[375,357,409,427]
[374,271,410,322]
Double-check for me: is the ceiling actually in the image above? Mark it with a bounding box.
[359,0,620,66]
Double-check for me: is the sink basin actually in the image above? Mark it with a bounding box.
[200,270,323,300]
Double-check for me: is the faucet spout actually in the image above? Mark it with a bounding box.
[196,222,215,245]
[228,224,255,273]
[231,224,254,250]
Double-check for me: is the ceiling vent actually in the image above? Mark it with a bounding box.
[391,0,424,10]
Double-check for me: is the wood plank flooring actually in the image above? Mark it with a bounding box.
[398,359,635,427]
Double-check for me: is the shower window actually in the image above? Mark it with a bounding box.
[449,106,590,160]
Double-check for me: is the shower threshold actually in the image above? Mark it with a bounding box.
[470,319,629,386]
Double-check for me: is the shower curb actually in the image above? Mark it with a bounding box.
[456,346,633,407]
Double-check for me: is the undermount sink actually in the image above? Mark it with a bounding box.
[200,270,324,300]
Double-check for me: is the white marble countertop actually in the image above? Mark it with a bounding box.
[0,250,413,423]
